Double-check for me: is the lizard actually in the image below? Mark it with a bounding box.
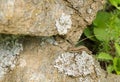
[67,45,92,55]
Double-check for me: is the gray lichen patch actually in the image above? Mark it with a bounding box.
[55,13,72,35]
[37,36,58,47]
[54,51,102,81]
[0,35,23,79]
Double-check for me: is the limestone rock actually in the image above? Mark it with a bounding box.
[0,35,23,81]
[0,0,109,82]
[0,0,105,43]
[0,36,119,82]
[0,36,105,82]
[54,51,103,82]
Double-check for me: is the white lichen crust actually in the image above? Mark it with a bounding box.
[54,51,102,81]
[55,13,72,35]
[0,35,23,79]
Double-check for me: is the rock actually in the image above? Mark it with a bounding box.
[0,0,105,43]
[0,35,23,81]
[0,36,119,82]
[54,51,104,81]
[0,0,110,82]
[0,36,105,82]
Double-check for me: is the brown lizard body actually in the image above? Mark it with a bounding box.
[67,46,92,55]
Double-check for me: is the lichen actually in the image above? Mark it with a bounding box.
[54,51,102,81]
[55,13,72,35]
[0,35,23,79]
[39,36,58,46]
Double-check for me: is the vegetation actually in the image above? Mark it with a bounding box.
[79,0,120,74]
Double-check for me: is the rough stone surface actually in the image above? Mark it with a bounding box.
[0,36,119,82]
[0,0,105,43]
[0,36,103,82]
[54,51,102,82]
[0,35,23,80]
[1,0,119,82]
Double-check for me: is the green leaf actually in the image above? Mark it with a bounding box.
[94,27,110,42]
[97,52,113,61]
[84,27,97,41]
[107,65,114,73]
[93,12,112,41]
[108,14,120,40]
[93,11,120,41]
[109,0,120,10]
[115,43,120,56]
[113,57,120,75]
[93,12,111,27]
